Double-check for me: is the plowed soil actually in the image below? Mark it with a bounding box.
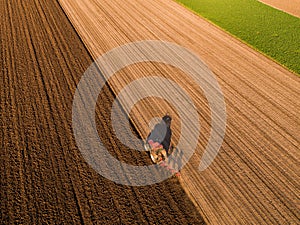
[0,0,205,224]
[57,0,300,224]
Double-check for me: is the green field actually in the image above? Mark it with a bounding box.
[175,0,300,75]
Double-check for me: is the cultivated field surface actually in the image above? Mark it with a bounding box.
[58,0,300,224]
[0,0,205,224]
[176,0,300,75]
[1,0,299,224]
[259,0,300,17]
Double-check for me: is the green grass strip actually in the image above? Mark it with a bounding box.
[175,0,300,75]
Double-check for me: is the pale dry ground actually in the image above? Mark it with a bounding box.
[259,0,300,17]
[58,0,300,224]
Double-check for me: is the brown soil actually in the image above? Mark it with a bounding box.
[57,0,300,224]
[259,0,300,18]
[0,0,205,224]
